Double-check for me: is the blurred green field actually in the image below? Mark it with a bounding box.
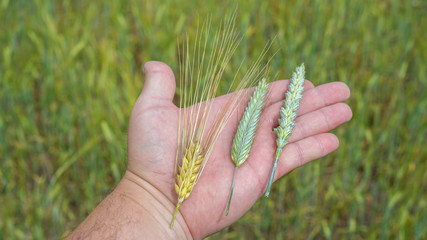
[1,0,426,239]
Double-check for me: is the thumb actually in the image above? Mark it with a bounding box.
[140,61,176,102]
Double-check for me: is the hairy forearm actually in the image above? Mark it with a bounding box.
[67,172,192,240]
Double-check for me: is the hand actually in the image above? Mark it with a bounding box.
[125,61,352,239]
[68,61,352,239]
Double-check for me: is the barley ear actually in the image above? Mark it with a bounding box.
[226,79,269,216]
[265,64,305,197]
[171,141,203,228]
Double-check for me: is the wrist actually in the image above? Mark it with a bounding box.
[117,170,193,240]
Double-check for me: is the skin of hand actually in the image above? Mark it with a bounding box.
[68,61,352,240]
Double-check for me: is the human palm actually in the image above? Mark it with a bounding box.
[126,61,352,239]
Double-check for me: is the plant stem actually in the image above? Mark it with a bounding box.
[265,153,280,197]
[170,202,181,228]
[226,166,238,216]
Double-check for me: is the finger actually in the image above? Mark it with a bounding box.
[209,79,314,132]
[205,79,314,111]
[299,82,350,113]
[288,103,352,142]
[260,82,351,129]
[272,133,339,181]
[265,79,314,107]
[140,61,176,102]
[256,103,351,149]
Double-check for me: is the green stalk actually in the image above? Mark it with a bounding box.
[226,166,238,216]
[265,151,281,197]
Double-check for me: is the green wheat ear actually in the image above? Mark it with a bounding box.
[265,64,305,197]
[226,78,269,216]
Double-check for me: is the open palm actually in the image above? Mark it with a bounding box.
[126,61,352,239]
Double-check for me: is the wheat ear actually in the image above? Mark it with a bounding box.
[226,78,269,216]
[265,64,305,197]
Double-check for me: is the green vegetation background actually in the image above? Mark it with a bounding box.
[1,0,426,239]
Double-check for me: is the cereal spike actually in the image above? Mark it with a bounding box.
[226,79,269,216]
[231,79,269,167]
[265,63,305,197]
[171,141,203,227]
